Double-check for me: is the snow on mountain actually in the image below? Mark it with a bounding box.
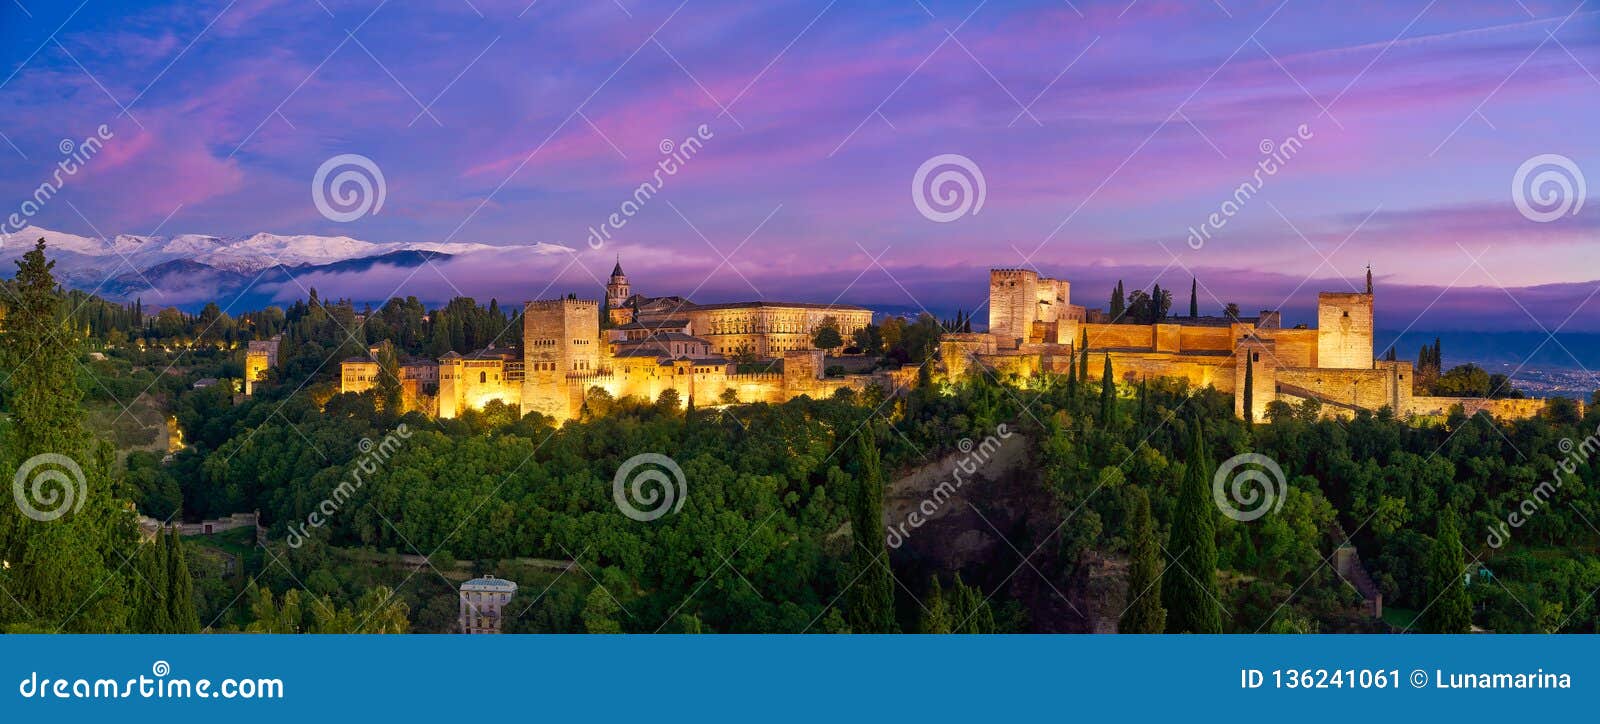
[3,225,564,274]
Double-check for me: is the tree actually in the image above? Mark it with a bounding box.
[1164,424,1222,633]
[949,575,996,633]
[581,586,623,633]
[846,432,897,633]
[1119,488,1166,633]
[0,240,130,632]
[920,576,953,634]
[373,340,404,413]
[1100,353,1115,424]
[812,317,844,351]
[1109,281,1126,322]
[1223,302,1241,321]
[851,324,883,356]
[1078,329,1090,381]
[1189,278,1199,318]
[165,529,200,633]
[1420,507,1471,634]
[1243,354,1255,425]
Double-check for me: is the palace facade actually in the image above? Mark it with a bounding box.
[340,260,906,421]
[943,268,1562,420]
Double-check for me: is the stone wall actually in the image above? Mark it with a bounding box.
[1276,366,1400,412]
[1406,396,1565,420]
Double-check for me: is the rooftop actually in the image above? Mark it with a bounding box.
[461,575,518,592]
[687,300,872,313]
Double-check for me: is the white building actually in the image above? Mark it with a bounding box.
[459,575,518,634]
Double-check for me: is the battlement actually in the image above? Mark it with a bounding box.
[726,372,783,382]
[527,297,599,310]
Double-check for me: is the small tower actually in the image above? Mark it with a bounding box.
[606,257,634,325]
[1366,264,1373,294]
[606,257,631,309]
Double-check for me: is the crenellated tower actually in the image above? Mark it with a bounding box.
[522,297,602,421]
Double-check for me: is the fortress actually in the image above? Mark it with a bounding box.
[943,268,1558,421]
[340,260,904,421]
[339,261,1561,423]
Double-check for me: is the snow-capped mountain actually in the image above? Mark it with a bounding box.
[0,225,572,305]
[1,225,517,274]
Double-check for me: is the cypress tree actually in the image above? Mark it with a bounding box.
[920,576,952,634]
[1420,507,1472,634]
[131,539,171,633]
[846,431,897,633]
[1066,352,1078,402]
[950,574,995,634]
[0,240,129,631]
[1100,353,1115,424]
[1078,329,1090,381]
[1119,488,1166,633]
[1190,278,1199,318]
[1163,424,1222,633]
[1110,281,1125,322]
[1137,378,1148,428]
[1243,354,1255,424]
[166,528,200,633]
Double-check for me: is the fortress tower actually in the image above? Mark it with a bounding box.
[988,269,1038,349]
[522,297,602,421]
[1316,288,1374,369]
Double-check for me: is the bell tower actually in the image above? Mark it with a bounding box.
[606,256,631,309]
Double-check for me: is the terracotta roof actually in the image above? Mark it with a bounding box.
[687,301,872,312]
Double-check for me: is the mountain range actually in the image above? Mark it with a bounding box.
[1,225,570,307]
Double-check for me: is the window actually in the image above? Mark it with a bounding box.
[480,371,487,383]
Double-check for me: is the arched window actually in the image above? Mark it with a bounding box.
[479,371,487,383]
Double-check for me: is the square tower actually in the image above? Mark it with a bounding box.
[522,298,601,421]
[988,269,1038,349]
[1316,292,1374,369]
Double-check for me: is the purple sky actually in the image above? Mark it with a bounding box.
[1,0,1597,333]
